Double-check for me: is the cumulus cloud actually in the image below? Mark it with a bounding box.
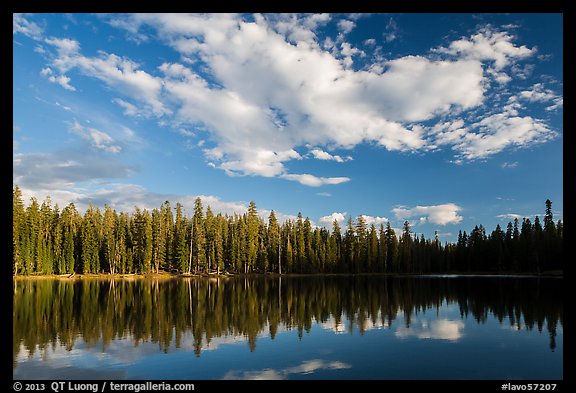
[451,113,557,161]
[518,83,556,102]
[434,27,534,70]
[112,98,141,117]
[69,121,122,153]
[40,67,76,91]
[309,148,352,162]
[496,213,523,220]
[392,203,463,225]
[13,13,44,39]
[517,83,563,110]
[15,14,561,186]
[319,212,347,225]
[37,13,487,185]
[44,37,168,116]
[360,215,389,226]
[337,19,356,35]
[281,174,350,187]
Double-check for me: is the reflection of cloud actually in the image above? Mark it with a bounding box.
[395,319,464,341]
[222,359,351,380]
[320,319,347,334]
[319,312,390,334]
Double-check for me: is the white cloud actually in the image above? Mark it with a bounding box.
[392,203,463,225]
[518,83,558,103]
[452,113,557,161]
[112,98,141,117]
[13,13,44,39]
[434,27,534,70]
[496,213,523,220]
[281,174,350,187]
[69,121,122,153]
[40,67,76,91]
[44,37,168,116]
[337,19,356,34]
[48,74,76,91]
[20,14,560,186]
[64,13,490,184]
[501,161,518,168]
[360,215,388,226]
[319,212,347,225]
[309,148,352,162]
[545,97,563,112]
[383,17,399,43]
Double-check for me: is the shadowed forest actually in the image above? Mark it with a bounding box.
[13,186,562,276]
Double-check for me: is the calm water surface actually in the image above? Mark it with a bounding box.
[13,276,562,380]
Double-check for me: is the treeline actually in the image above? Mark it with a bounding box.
[12,185,563,275]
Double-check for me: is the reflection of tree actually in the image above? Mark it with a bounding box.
[13,277,563,367]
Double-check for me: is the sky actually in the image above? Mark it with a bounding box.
[13,13,563,242]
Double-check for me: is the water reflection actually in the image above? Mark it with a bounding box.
[395,319,465,341]
[13,276,562,374]
[222,359,352,380]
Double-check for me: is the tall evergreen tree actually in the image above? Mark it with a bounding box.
[13,186,25,275]
[245,202,260,273]
[173,203,189,273]
[102,205,117,274]
[81,203,100,274]
[190,198,206,273]
[267,211,280,274]
[400,221,412,273]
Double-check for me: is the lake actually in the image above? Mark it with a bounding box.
[13,276,562,380]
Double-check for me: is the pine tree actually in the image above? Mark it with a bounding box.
[173,203,189,273]
[39,198,54,274]
[52,204,63,274]
[13,186,25,275]
[330,219,342,272]
[295,213,305,273]
[191,198,206,273]
[205,205,215,272]
[103,205,117,274]
[151,208,165,274]
[214,214,225,274]
[544,199,555,235]
[81,203,100,274]
[133,208,153,274]
[61,203,79,274]
[368,224,378,272]
[355,215,368,273]
[378,224,387,273]
[385,222,398,273]
[303,217,314,272]
[267,211,280,274]
[161,201,174,271]
[343,217,355,273]
[400,221,412,273]
[246,201,259,273]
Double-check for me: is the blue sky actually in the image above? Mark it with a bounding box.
[13,13,563,242]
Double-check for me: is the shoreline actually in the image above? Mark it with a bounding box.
[13,270,563,280]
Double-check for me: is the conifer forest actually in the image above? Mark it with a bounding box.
[13,186,563,276]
